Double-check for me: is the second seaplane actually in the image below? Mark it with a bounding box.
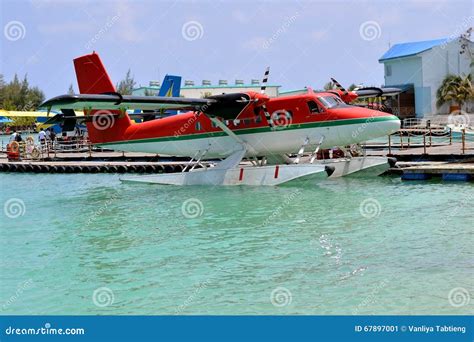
[40,52,401,186]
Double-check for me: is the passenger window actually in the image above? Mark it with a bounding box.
[195,122,202,131]
[255,115,262,124]
[307,101,321,114]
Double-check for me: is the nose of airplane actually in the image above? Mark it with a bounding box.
[382,114,401,135]
[359,112,401,141]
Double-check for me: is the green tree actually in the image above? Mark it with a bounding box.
[144,88,156,96]
[323,81,335,91]
[7,116,37,128]
[436,74,474,111]
[348,83,357,91]
[0,74,44,111]
[116,69,136,95]
[0,74,5,105]
[25,86,45,110]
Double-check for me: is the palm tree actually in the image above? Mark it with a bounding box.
[436,74,474,111]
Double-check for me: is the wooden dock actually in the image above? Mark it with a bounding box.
[0,160,209,174]
[394,162,474,181]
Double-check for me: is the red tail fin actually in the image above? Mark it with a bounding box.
[74,52,131,144]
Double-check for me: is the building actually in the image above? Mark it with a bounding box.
[133,79,280,98]
[379,37,473,118]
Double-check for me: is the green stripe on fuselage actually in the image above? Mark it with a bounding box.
[98,116,398,146]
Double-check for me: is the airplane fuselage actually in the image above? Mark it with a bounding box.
[92,92,400,158]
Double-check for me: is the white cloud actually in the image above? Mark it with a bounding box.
[37,22,93,35]
[242,36,267,51]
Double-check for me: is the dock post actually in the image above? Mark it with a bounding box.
[462,128,465,154]
[388,134,392,155]
[407,134,410,147]
[429,127,432,146]
[88,142,92,158]
[449,128,452,145]
[423,134,426,154]
[399,131,403,150]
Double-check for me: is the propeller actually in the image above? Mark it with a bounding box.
[330,78,348,96]
[261,67,270,94]
[258,67,275,129]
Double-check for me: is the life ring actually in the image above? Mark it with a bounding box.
[9,141,20,153]
[30,147,41,160]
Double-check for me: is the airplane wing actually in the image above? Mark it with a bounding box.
[353,87,401,98]
[40,94,214,112]
[42,110,174,125]
[39,92,257,121]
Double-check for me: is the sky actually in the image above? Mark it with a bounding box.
[1,0,473,98]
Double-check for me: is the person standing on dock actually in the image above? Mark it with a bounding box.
[38,129,46,145]
[9,130,17,142]
[49,128,56,142]
[15,131,23,142]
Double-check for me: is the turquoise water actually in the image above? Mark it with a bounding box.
[0,173,472,315]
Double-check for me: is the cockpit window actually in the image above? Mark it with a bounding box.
[317,95,346,109]
[307,100,321,113]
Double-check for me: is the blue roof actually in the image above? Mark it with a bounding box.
[379,38,449,62]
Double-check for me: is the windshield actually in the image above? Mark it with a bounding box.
[317,95,346,109]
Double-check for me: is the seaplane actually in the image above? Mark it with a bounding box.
[40,52,401,186]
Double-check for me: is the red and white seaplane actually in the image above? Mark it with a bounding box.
[40,52,401,186]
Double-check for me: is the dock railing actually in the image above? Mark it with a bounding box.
[1,137,114,161]
[386,127,472,155]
